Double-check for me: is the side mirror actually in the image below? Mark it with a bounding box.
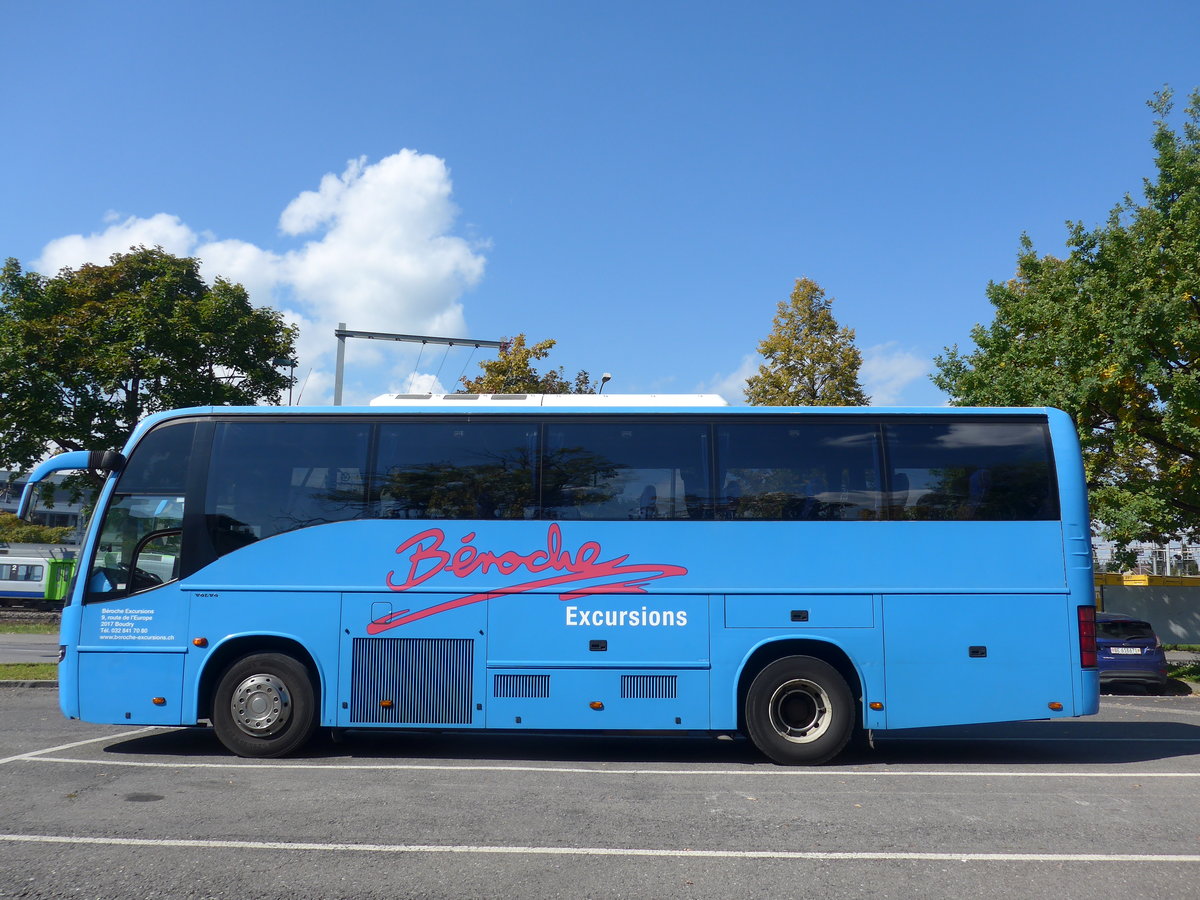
[16,449,126,519]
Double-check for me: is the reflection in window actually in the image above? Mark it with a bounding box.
[88,494,184,599]
[1097,619,1155,641]
[205,421,371,554]
[375,422,537,520]
[717,422,882,521]
[115,420,196,493]
[542,422,710,520]
[885,421,1056,521]
[87,420,195,600]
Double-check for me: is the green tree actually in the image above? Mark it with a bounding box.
[0,511,72,544]
[460,333,595,393]
[932,88,1200,554]
[0,246,298,473]
[745,278,869,406]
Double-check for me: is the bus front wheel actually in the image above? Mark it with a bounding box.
[212,653,317,758]
[745,656,854,765]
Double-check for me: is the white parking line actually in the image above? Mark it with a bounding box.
[0,728,158,766]
[0,833,1197,863]
[22,756,1200,777]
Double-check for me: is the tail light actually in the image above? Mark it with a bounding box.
[1078,606,1097,667]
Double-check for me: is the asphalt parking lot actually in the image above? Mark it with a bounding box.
[1,687,1198,900]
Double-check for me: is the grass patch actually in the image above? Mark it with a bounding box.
[0,623,58,634]
[1169,662,1200,682]
[0,662,56,680]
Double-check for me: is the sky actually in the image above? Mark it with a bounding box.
[4,1,1200,408]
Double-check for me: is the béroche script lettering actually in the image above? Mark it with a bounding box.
[368,524,688,634]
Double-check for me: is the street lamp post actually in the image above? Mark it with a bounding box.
[273,358,298,405]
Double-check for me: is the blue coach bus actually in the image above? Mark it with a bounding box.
[19,395,1098,764]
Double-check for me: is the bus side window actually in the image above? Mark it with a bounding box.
[541,422,710,521]
[716,422,882,521]
[205,421,371,555]
[375,421,537,520]
[884,421,1057,521]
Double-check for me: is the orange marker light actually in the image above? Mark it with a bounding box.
[589,701,604,710]
[1048,702,1064,711]
[869,702,884,711]
[151,697,166,706]
[380,699,394,708]
[192,637,208,648]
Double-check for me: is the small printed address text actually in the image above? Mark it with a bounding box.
[98,609,175,641]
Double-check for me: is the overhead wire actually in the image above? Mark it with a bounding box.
[432,341,452,390]
[408,340,427,393]
[455,344,480,391]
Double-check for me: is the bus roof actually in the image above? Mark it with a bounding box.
[133,401,1065,426]
[368,392,730,407]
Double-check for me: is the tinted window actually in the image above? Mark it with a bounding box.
[542,421,710,520]
[89,422,195,600]
[716,422,882,521]
[885,421,1056,521]
[1098,619,1156,641]
[205,421,371,552]
[116,421,197,494]
[375,421,537,520]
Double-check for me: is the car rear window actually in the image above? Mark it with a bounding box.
[1098,620,1156,641]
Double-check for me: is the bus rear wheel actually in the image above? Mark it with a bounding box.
[212,653,317,758]
[745,656,854,765]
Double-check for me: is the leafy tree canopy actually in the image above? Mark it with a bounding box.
[460,333,595,393]
[932,88,1200,554]
[0,246,298,473]
[745,277,869,406]
[0,511,72,544]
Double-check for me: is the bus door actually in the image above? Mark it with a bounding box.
[76,498,189,726]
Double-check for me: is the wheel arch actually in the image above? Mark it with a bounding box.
[196,634,323,721]
[734,638,865,734]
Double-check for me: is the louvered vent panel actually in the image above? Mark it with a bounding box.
[493,674,551,699]
[620,674,678,699]
[350,637,473,724]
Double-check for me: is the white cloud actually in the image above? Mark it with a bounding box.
[701,353,758,406]
[31,151,487,406]
[860,342,931,406]
[194,238,284,303]
[35,213,198,274]
[277,151,483,341]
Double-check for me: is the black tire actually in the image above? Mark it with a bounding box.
[744,655,855,765]
[212,652,317,758]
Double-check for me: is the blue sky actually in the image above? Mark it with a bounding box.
[4,2,1199,406]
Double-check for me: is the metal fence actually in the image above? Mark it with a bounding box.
[1092,542,1200,576]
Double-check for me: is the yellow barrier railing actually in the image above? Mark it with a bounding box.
[1095,573,1200,586]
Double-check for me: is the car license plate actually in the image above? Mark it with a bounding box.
[1110,647,1142,655]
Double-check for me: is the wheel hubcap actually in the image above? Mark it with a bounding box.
[230,674,292,737]
[768,678,831,744]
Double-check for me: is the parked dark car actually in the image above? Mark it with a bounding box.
[1096,612,1168,694]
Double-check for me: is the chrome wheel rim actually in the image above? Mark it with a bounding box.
[230,674,292,737]
[767,678,832,744]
